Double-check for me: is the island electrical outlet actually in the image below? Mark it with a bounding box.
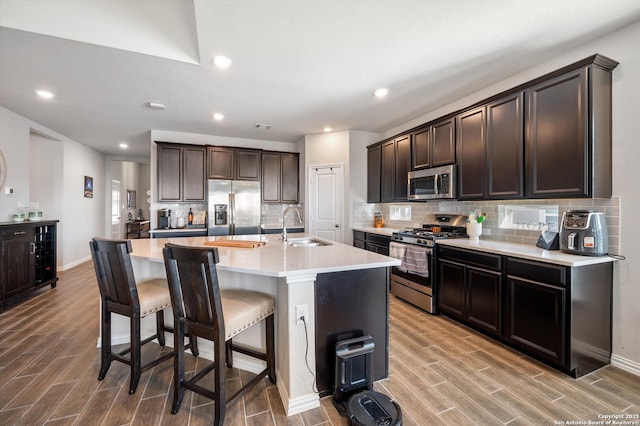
[296,304,308,325]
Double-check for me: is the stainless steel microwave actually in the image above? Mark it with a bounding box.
[407,164,457,200]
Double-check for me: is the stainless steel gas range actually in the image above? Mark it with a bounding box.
[389,213,468,313]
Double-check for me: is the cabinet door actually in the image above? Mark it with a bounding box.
[457,106,486,199]
[183,146,206,201]
[411,127,430,170]
[1,228,35,299]
[367,145,381,203]
[506,276,566,366]
[431,118,455,166]
[380,140,395,202]
[526,68,588,198]
[280,153,299,203]
[208,147,235,180]
[487,92,524,198]
[466,266,502,336]
[157,144,182,202]
[394,135,411,200]
[236,150,261,181]
[261,153,281,203]
[437,259,465,319]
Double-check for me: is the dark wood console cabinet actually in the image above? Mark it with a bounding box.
[127,220,150,239]
[436,244,613,377]
[1,220,58,312]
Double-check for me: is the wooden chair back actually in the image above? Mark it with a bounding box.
[89,237,138,312]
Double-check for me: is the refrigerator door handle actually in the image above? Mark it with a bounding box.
[229,193,235,235]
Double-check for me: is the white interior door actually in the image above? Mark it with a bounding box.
[111,180,122,238]
[309,165,343,242]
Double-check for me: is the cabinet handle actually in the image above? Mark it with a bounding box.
[30,242,36,254]
[14,231,26,235]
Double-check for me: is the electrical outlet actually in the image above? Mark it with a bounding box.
[295,304,308,326]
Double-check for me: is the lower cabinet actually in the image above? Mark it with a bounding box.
[436,244,613,377]
[352,230,390,256]
[1,221,58,311]
[437,246,502,336]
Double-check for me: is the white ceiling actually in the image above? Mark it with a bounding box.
[2,0,640,158]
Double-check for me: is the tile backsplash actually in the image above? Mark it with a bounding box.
[352,197,621,255]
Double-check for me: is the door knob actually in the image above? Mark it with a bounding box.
[335,224,340,228]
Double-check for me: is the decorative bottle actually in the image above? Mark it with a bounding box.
[188,208,193,225]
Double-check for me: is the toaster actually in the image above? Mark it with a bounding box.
[559,210,608,256]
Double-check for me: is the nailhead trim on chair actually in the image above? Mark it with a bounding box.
[226,307,275,340]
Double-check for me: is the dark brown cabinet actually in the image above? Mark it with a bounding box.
[127,220,150,239]
[457,106,487,200]
[437,246,502,336]
[437,243,613,377]
[525,57,616,198]
[381,134,411,202]
[367,144,381,203]
[207,147,261,181]
[261,151,299,203]
[1,221,58,312]
[157,142,206,202]
[487,92,524,198]
[412,118,456,170]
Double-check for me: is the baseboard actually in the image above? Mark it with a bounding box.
[277,378,320,416]
[60,256,92,271]
[611,353,640,376]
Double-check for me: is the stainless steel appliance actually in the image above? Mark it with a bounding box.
[207,180,261,236]
[407,164,457,200]
[389,213,468,313]
[158,208,171,229]
[560,210,608,256]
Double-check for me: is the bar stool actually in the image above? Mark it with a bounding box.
[162,243,276,425]
[89,237,173,394]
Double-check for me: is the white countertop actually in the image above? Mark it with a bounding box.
[436,238,617,267]
[352,227,401,237]
[130,233,400,278]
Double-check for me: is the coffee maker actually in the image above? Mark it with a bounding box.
[559,210,608,256]
[158,209,171,229]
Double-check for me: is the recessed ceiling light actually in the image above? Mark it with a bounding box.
[212,56,232,69]
[36,89,54,99]
[213,113,224,120]
[148,101,166,110]
[374,88,389,98]
[119,143,129,149]
[323,127,332,132]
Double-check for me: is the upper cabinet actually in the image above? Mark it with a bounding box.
[525,58,615,198]
[208,147,261,181]
[381,134,411,202]
[369,54,617,203]
[457,106,487,200]
[411,118,455,170]
[367,144,382,203]
[157,142,206,202]
[261,151,299,203]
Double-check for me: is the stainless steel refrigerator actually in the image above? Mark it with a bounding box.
[208,180,262,236]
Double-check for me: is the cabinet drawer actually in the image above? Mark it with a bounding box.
[367,233,391,246]
[507,257,566,286]
[438,246,502,271]
[353,230,366,242]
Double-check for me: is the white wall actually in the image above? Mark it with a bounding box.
[0,106,106,270]
[378,21,640,371]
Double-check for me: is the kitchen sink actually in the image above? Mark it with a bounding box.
[286,238,332,247]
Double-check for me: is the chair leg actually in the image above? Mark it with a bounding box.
[156,309,166,346]
[98,306,112,381]
[171,321,186,414]
[266,315,276,384]
[215,334,227,426]
[225,340,233,368]
[129,315,142,394]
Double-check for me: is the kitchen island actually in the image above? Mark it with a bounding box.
[112,234,399,415]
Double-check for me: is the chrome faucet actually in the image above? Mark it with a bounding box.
[282,206,303,242]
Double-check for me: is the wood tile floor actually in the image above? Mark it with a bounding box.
[1,261,639,425]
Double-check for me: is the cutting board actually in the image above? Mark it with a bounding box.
[203,240,266,248]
